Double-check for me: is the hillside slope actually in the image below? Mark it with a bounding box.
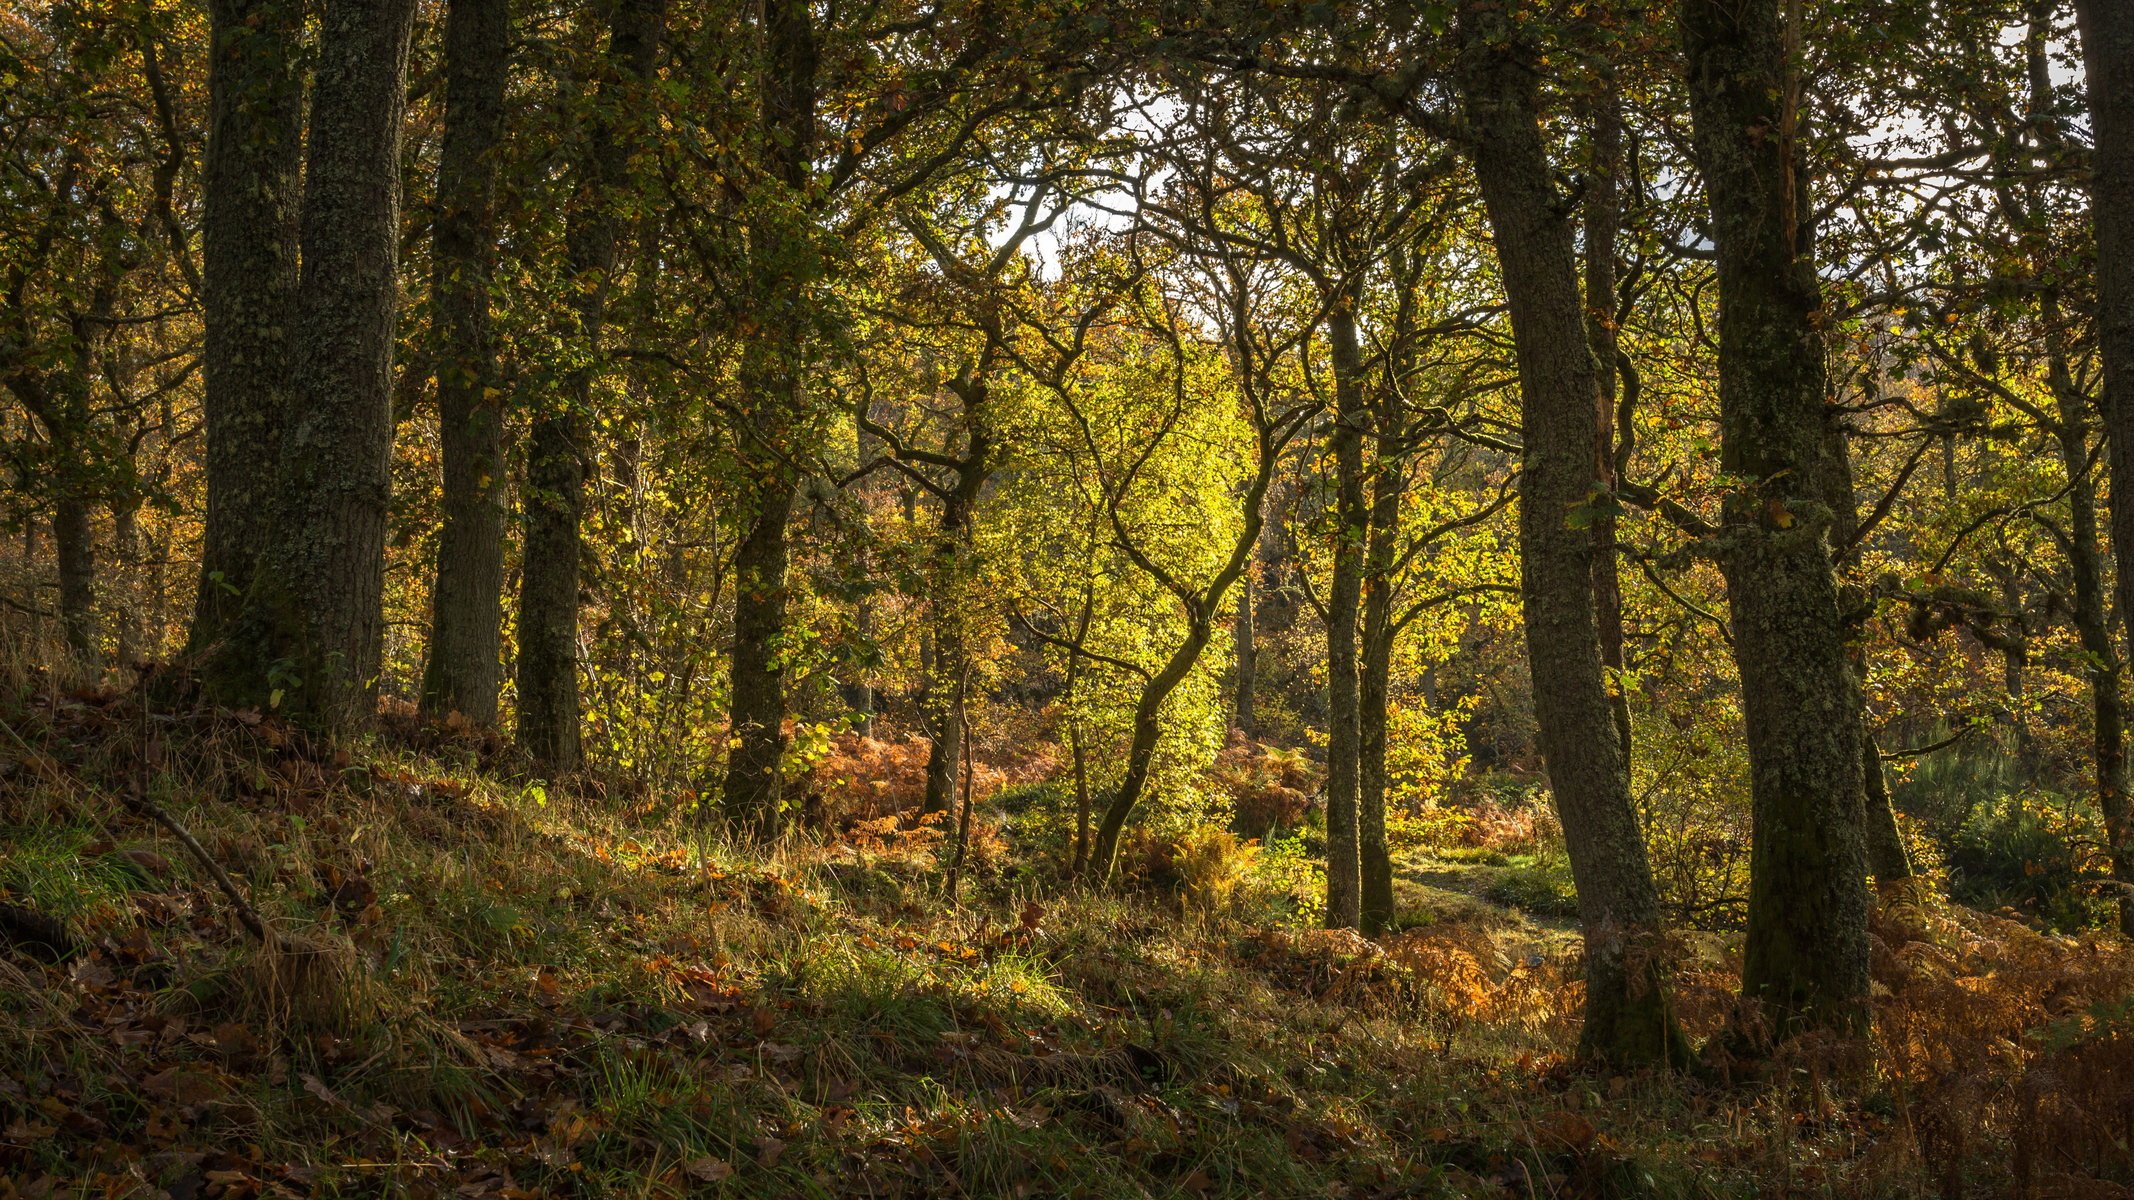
[2,684,2131,1199]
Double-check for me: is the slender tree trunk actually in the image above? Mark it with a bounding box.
[1323,294,1367,930]
[1358,451,1402,935]
[1087,464,1279,881]
[2073,0,2134,937]
[112,495,143,665]
[191,0,304,653]
[421,0,512,726]
[1459,0,1687,1066]
[1583,76,1633,766]
[720,0,817,837]
[923,415,990,816]
[1820,394,1912,887]
[516,0,665,775]
[1233,564,1256,734]
[723,475,796,833]
[2049,351,2134,937]
[1681,0,1870,1037]
[204,0,419,728]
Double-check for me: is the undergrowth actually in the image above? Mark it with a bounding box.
[0,680,2130,1198]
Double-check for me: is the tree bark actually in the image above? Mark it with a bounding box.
[1583,80,1633,765]
[2073,0,2134,938]
[1233,561,1256,734]
[1358,448,1401,935]
[204,0,419,728]
[922,404,991,817]
[719,0,817,837]
[191,0,303,653]
[53,495,95,660]
[1323,294,1367,931]
[2046,335,2134,937]
[516,0,665,775]
[420,0,512,726]
[1458,0,1687,1067]
[1680,0,1870,1038]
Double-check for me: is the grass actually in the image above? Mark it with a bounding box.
[1,684,2132,1197]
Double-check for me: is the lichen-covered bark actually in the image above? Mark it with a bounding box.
[2074,0,2134,938]
[516,0,665,776]
[1680,0,1870,1037]
[190,0,302,652]
[1322,296,1367,931]
[205,0,418,728]
[420,0,512,726]
[1459,0,1687,1066]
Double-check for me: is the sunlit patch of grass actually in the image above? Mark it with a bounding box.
[0,823,150,931]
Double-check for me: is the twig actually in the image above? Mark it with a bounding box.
[124,790,273,945]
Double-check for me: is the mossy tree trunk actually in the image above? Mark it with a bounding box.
[204,0,419,729]
[190,0,302,653]
[420,0,512,727]
[720,0,817,838]
[1458,0,1688,1067]
[1681,0,1871,1038]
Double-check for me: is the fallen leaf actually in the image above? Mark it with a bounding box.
[683,1157,732,1182]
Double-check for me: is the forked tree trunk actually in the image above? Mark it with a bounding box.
[2073,0,2134,937]
[421,0,512,726]
[516,0,665,775]
[1323,294,1367,930]
[1458,0,1687,1066]
[1681,0,1870,1037]
[204,0,419,728]
[191,0,303,653]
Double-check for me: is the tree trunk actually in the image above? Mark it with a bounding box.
[1233,563,1256,734]
[1819,384,1912,887]
[1583,76,1633,766]
[723,474,796,834]
[204,0,419,728]
[515,0,665,775]
[2074,0,2134,937]
[923,410,991,816]
[2050,351,2134,937]
[1323,294,1367,931]
[1681,0,1870,1037]
[1358,450,1402,936]
[1458,0,1687,1067]
[53,494,95,660]
[420,0,511,726]
[1086,459,1279,881]
[719,0,817,837]
[191,0,304,653]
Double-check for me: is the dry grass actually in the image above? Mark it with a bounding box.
[0,674,2131,1197]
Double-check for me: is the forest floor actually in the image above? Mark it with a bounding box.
[3,683,2133,1199]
